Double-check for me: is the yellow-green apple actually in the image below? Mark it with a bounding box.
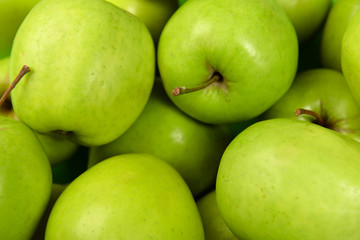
[31,184,67,240]
[0,116,52,240]
[217,118,360,240]
[106,0,178,45]
[88,86,231,196]
[321,0,360,71]
[0,0,41,58]
[262,68,360,143]
[0,56,79,166]
[197,190,238,240]
[275,0,332,43]
[45,153,205,240]
[158,0,298,124]
[342,10,360,105]
[9,0,155,146]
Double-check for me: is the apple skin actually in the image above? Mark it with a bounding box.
[196,190,238,240]
[1,56,79,166]
[9,0,155,146]
[342,10,360,106]
[45,153,205,240]
[31,184,67,240]
[88,86,231,197]
[36,132,78,166]
[275,0,332,43]
[0,116,52,240]
[0,0,41,58]
[261,68,360,143]
[158,0,298,124]
[216,118,360,240]
[106,0,178,45]
[321,0,360,72]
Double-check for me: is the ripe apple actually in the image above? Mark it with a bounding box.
[88,85,231,196]
[275,0,332,43]
[321,0,360,72]
[0,0,41,58]
[106,0,178,45]
[9,0,155,146]
[261,68,360,143]
[217,118,360,239]
[45,153,205,239]
[1,56,79,166]
[0,116,52,240]
[31,184,67,240]
[197,190,238,240]
[36,132,79,166]
[342,10,360,105]
[158,0,298,124]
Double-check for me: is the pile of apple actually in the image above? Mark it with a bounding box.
[1,0,360,239]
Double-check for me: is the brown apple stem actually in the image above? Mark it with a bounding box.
[295,108,323,126]
[0,65,30,107]
[172,72,222,96]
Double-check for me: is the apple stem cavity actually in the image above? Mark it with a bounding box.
[0,65,30,107]
[172,72,223,96]
[295,108,324,126]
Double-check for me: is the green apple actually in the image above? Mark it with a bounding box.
[31,184,67,240]
[0,116,52,240]
[342,10,360,105]
[0,0,41,58]
[36,133,78,166]
[45,153,205,239]
[197,190,238,240]
[88,86,231,196]
[275,0,332,43]
[0,56,15,118]
[106,0,178,45]
[216,118,360,240]
[321,0,360,72]
[261,68,360,143]
[9,0,155,146]
[1,56,79,166]
[158,0,298,124]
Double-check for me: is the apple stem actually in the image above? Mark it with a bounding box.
[172,72,222,96]
[295,108,323,126]
[0,65,30,107]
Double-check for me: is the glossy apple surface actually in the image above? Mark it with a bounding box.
[342,10,360,105]
[0,116,52,240]
[217,118,360,240]
[321,0,360,71]
[275,0,332,43]
[106,0,178,45]
[262,68,360,143]
[0,0,41,58]
[158,0,298,124]
[9,0,155,146]
[89,86,231,196]
[1,56,79,166]
[197,190,238,240]
[45,153,205,240]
